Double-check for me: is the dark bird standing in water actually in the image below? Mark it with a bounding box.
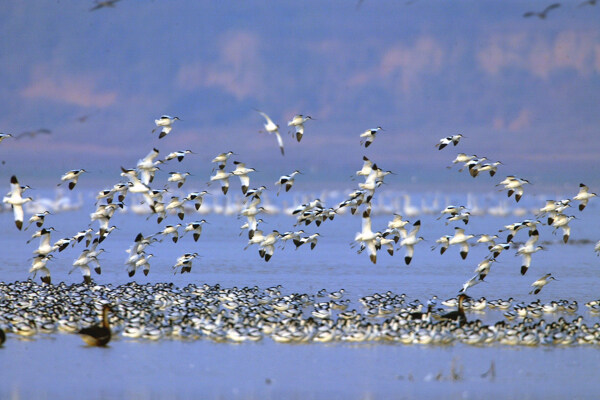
[78,305,113,346]
[439,294,469,326]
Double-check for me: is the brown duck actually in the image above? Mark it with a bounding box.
[439,294,469,326]
[78,305,113,346]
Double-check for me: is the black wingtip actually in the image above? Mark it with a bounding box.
[520,266,527,275]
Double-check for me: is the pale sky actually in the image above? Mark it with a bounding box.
[1,1,599,190]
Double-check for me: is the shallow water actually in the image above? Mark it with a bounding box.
[3,336,600,400]
[1,191,600,399]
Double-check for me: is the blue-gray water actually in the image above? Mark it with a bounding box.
[1,189,600,399]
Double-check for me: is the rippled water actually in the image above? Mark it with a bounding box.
[1,190,600,399]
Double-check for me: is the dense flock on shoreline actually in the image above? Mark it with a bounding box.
[1,281,600,347]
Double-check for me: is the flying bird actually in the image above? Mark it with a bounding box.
[3,175,33,230]
[0,133,13,143]
[435,134,463,150]
[257,110,284,155]
[153,115,180,139]
[15,128,51,140]
[360,127,383,148]
[572,183,597,211]
[523,3,561,19]
[529,273,557,295]
[287,114,313,142]
[275,170,301,195]
[58,169,86,190]
[90,0,121,12]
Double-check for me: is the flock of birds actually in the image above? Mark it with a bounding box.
[90,0,599,17]
[1,110,599,347]
[1,281,600,347]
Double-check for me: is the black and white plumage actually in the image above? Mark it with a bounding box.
[136,148,161,185]
[173,253,199,274]
[184,220,208,242]
[435,134,463,150]
[185,191,209,211]
[516,230,543,275]
[529,273,557,295]
[3,175,33,230]
[287,114,313,142]
[164,149,194,163]
[231,161,256,195]
[359,126,382,148]
[399,220,424,265]
[153,115,180,139]
[168,172,191,189]
[275,170,301,195]
[0,133,13,143]
[58,169,86,190]
[29,254,54,284]
[572,183,597,211]
[257,110,284,155]
[211,151,235,169]
[448,227,475,260]
[497,176,531,203]
[25,210,51,230]
[209,165,232,195]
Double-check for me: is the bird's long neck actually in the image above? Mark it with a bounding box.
[102,306,110,329]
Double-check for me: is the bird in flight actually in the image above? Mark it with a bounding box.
[90,0,121,12]
[15,129,51,140]
[256,110,285,156]
[523,3,560,19]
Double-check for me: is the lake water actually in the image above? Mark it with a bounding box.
[1,188,600,399]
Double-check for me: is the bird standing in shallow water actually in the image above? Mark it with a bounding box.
[439,294,469,326]
[78,305,113,346]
